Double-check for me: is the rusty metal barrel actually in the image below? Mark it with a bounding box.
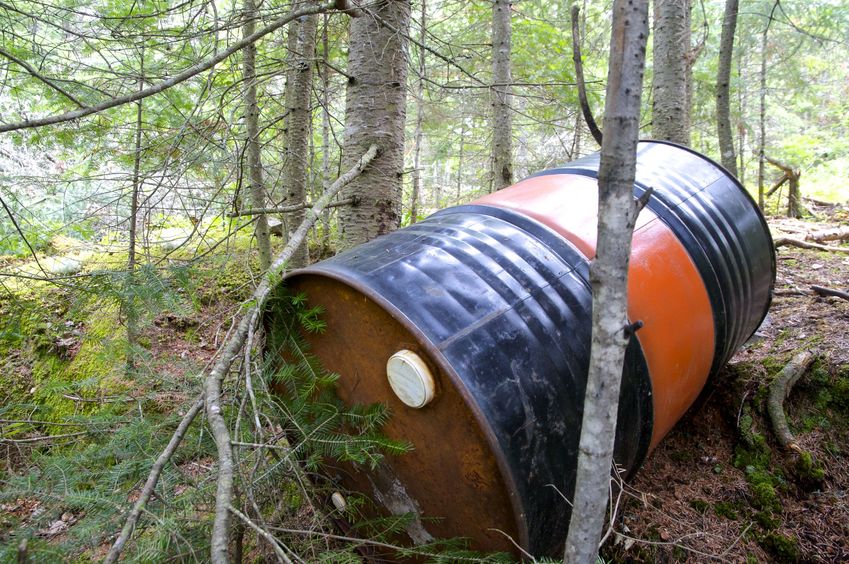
[275,141,775,557]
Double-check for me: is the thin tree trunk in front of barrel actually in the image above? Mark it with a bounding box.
[564,0,649,562]
[716,0,738,176]
[338,0,411,249]
[283,8,317,267]
[652,0,690,145]
[243,0,271,270]
[490,0,513,192]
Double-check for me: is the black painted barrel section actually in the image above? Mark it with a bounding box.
[300,206,653,554]
[536,140,775,374]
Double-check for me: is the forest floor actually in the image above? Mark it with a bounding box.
[607,203,849,563]
[2,205,849,562]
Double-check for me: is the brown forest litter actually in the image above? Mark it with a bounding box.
[606,206,849,562]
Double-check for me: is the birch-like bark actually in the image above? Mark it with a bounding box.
[490,0,513,192]
[338,0,411,249]
[283,8,318,268]
[652,0,690,145]
[716,0,739,176]
[409,0,426,224]
[564,0,649,562]
[243,0,272,270]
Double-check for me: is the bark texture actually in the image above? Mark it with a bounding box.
[716,0,739,176]
[243,0,272,270]
[283,8,318,268]
[490,0,513,191]
[652,0,690,145]
[564,0,649,562]
[338,0,411,249]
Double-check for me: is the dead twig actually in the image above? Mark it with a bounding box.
[811,285,849,302]
[773,236,849,254]
[227,505,293,564]
[227,198,357,218]
[767,350,816,453]
[104,396,205,564]
[206,144,379,564]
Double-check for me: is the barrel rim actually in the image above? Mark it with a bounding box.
[282,266,531,552]
[640,139,777,332]
[524,139,776,355]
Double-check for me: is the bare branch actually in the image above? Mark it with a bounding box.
[205,144,379,563]
[0,2,338,132]
[0,47,85,108]
[104,396,205,564]
[571,6,603,146]
[227,198,357,218]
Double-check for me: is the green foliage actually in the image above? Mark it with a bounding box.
[265,288,411,472]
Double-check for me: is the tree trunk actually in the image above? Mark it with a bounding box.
[757,1,779,210]
[338,0,410,249]
[283,8,318,268]
[737,44,746,185]
[409,0,426,224]
[126,49,144,376]
[716,0,739,176]
[243,0,272,270]
[320,13,332,248]
[564,0,649,562]
[490,0,513,192]
[652,0,690,145]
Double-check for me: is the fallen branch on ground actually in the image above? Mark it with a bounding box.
[205,144,379,564]
[767,350,816,453]
[812,285,849,302]
[104,144,379,564]
[773,236,849,254]
[806,226,849,243]
[104,396,205,564]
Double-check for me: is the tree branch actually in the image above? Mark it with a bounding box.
[205,144,378,563]
[104,396,205,564]
[571,6,603,146]
[227,197,357,218]
[774,236,849,254]
[0,2,338,132]
[0,47,85,108]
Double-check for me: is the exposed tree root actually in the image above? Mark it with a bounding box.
[767,350,816,453]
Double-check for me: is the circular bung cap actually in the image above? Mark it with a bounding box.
[386,350,436,408]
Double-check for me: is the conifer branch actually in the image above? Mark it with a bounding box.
[104,396,205,564]
[206,144,379,563]
[0,2,338,132]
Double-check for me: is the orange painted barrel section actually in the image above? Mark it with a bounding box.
[474,173,716,447]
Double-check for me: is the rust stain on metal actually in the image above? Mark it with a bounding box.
[285,275,519,554]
